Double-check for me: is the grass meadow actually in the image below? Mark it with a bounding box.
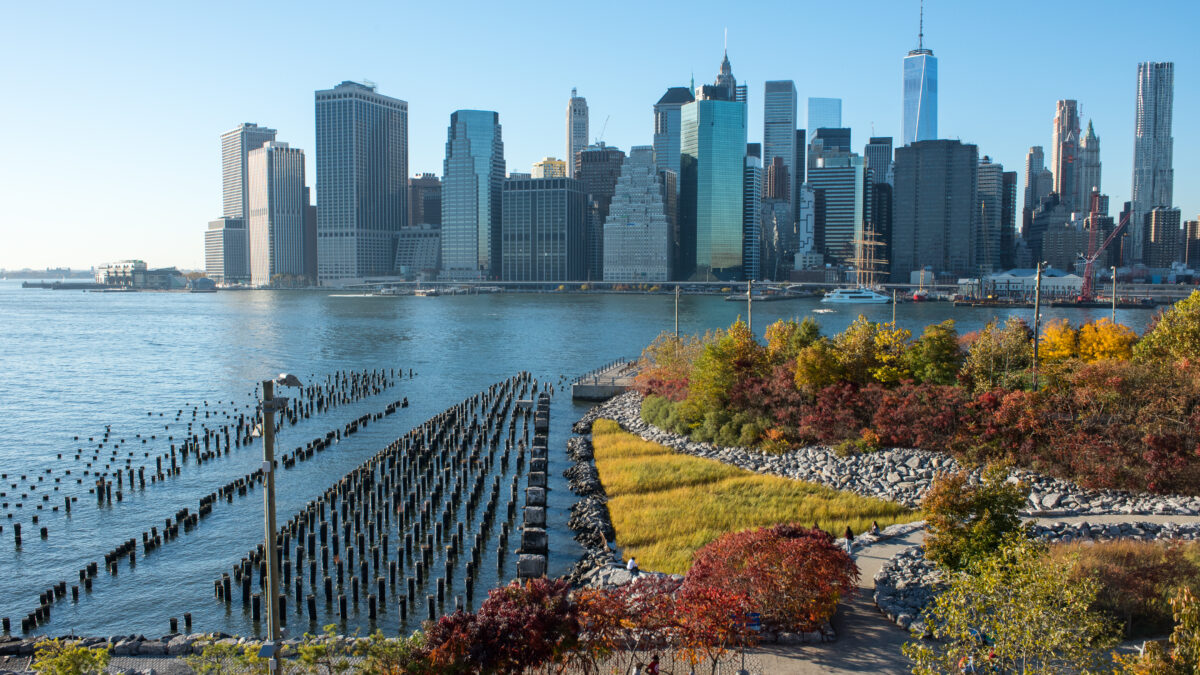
[591,419,918,574]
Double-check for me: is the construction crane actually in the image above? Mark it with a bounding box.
[1078,188,1130,302]
[595,115,611,145]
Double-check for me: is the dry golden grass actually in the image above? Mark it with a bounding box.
[591,418,917,574]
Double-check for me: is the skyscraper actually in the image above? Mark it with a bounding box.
[807,154,866,264]
[566,89,588,179]
[743,149,763,281]
[1001,171,1019,270]
[680,92,747,280]
[1143,207,1182,268]
[441,110,505,279]
[763,81,798,206]
[408,173,442,226]
[1052,99,1081,212]
[247,142,307,287]
[532,157,567,179]
[1023,146,1048,211]
[976,156,1004,274]
[575,144,626,280]
[652,87,694,184]
[205,217,249,284]
[603,147,671,282]
[1131,61,1175,263]
[314,81,408,284]
[221,123,277,220]
[864,137,894,185]
[891,139,979,282]
[500,177,586,281]
[901,3,937,146]
[714,51,747,103]
[1076,121,1102,211]
[807,97,842,131]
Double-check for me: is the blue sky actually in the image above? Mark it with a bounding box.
[1,0,1197,269]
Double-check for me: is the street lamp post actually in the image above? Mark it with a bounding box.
[259,373,302,672]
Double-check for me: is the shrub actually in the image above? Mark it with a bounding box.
[871,382,972,450]
[922,464,1029,571]
[961,316,1033,393]
[31,640,110,675]
[1135,290,1200,364]
[905,319,963,385]
[683,523,858,632]
[356,630,431,675]
[763,317,821,366]
[1039,318,1078,362]
[1051,539,1200,639]
[1077,317,1137,362]
[1114,586,1200,674]
[793,338,843,394]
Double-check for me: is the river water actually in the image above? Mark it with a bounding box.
[0,281,1158,637]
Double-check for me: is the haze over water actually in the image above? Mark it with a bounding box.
[0,282,1158,636]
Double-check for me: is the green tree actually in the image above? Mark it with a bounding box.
[763,317,822,366]
[872,325,914,384]
[793,338,843,394]
[903,535,1117,675]
[904,320,963,385]
[922,464,1029,571]
[832,315,883,384]
[961,317,1033,393]
[31,641,109,675]
[1135,290,1200,364]
[680,319,764,424]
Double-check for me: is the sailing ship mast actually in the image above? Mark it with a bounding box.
[848,225,888,288]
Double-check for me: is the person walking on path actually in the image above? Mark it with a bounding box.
[844,526,855,555]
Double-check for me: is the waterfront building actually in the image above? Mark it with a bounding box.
[221,123,277,220]
[807,97,841,131]
[891,139,978,282]
[1144,207,1182,268]
[680,92,747,280]
[1185,218,1200,268]
[575,143,626,280]
[864,137,894,186]
[743,151,763,281]
[603,147,671,282]
[532,157,567,179]
[248,142,307,287]
[95,260,148,287]
[204,218,249,284]
[393,224,441,279]
[315,81,408,284]
[807,153,865,265]
[1052,100,1081,212]
[871,181,893,266]
[1131,61,1174,264]
[500,177,586,281]
[763,80,798,207]
[566,89,588,179]
[441,110,505,280]
[652,87,694,186]
[1077,121,1102,212]
[408,173,442,226]
[901,4,937,146]
[976,156,1005,274]
[794,185,823,268]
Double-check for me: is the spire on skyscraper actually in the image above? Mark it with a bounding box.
[918,0,924,50]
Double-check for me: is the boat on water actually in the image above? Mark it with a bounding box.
[414,288,440,297]
[821,287,892,304]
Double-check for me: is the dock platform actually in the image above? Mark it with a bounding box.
[571,360,639,401]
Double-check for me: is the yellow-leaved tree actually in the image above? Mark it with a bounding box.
[1077,318,1137,362]
[1039,319,1078,362]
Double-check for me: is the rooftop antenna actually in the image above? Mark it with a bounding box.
[918,0,924,50]
[724,27,728,54]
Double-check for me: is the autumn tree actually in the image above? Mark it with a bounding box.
[832,315,884,384]
[903,535,1117,675]
[674,584,758,674]
[961,317,1033,393]
[793,338,843,394]
[679,319,765,424]
[763,317,821,366]
[683,524,857,632]
[1039,318,1078,362]
[1135,290,1200,364]
[634,330,712,401]
[31,640,110,675]
[1115,586,1200,674]
[904,320,963,385]
[570,576,682,675]
[872,325,914,384]
[1077,317,1137,362]
[922,464,1029,571]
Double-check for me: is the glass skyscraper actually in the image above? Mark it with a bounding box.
[902,46,937,146]
[248,142,307,287]
[652,87,694,186]
[441,110,505,279]
[763,81,798,208]
[807,97,842,131]
[314,81,408,284]
[1131,61,1174,263]
[500,177,586,281]
[680,97,747,281]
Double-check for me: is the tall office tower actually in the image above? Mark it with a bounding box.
[891,139,979,282]
[1184,218,1200,269]
[1131,61,1175,263]
[603,147,671,282]
[763,81,798,206]
[713,51,746,103]
[793,185,823,270]
[1001,171,1018,270]
[221,123,277,220]
[1076,121,1101,210]
[566,89,589,179]
[1144,207,1182,268]
[794,129,806,186]
[871,182,893,263]
[1052,99,1081,212]
[205,217,249,284]
[247,142,307,287]
[902,2,937,146]
[976,156,1004,274]
[653,87,694,184]
[807,97,842,131]
[864,137,894,185]
[408,173,442,226]
[809,128,852,167]
[532,157,567,179]
[1023,146,1048,210]
[441,110,505,280]
[303,186,317,282]
[765,157,790,200]
[680,92,747,280]
[574,144,626,280]
[807,154,866,264]
[500,176,586,281]
[314,81,408,284]
[393,224,442,279]
[743,151,763,281]
[761,198,792,280]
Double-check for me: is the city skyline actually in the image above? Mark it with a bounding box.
[2,0,1198,269]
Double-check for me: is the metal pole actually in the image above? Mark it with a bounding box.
[1031,262,1044,392]
[1111,267,1117,323]
[891,289,897,326]
[674,285,680,339]
[746,280,752,333]
[261,380,281,672]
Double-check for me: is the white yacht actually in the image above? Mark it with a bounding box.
[821,287,892,304]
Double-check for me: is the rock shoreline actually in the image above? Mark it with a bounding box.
[588,391,1200,517]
